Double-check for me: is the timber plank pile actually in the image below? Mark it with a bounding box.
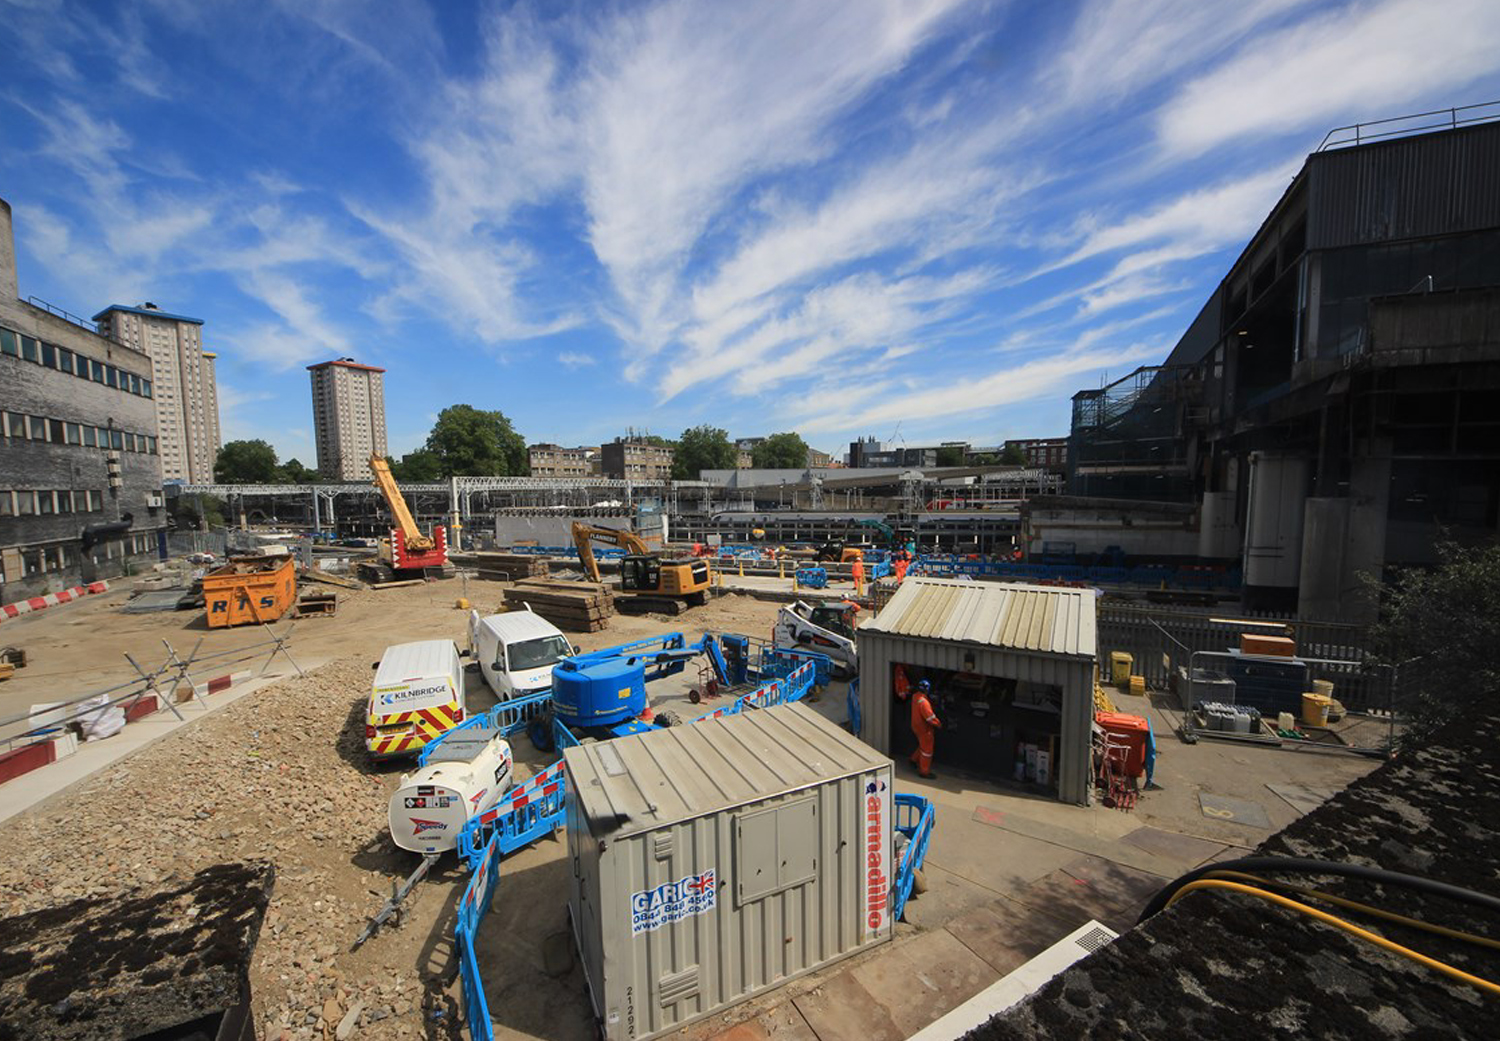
[501,579,615,632]
[453,552,550,580]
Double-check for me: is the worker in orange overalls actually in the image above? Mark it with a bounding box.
[908,678,940,778]
[852,556,865,593]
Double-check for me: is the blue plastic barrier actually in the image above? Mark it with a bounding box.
[455,832,502,1041]
[891,793,935,923]
[847,677,862,737]
[795,566,828,589]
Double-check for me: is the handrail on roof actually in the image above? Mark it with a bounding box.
[26,296,96,332]
[1318,100,1500,151]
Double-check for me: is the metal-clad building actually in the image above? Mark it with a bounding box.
[565,702,894,1041]
[858,578,1097,805]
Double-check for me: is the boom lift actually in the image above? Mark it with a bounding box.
[571,522,711,616]
[363,453,450,583]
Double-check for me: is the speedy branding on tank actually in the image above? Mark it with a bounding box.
[376,682,450,709]
[629,869,716,935]
[864,778,889,937]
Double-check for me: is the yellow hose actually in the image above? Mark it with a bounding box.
[1204,870,1500,952]
[1165,879,1500,998]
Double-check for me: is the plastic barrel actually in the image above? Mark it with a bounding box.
[1301,692,1331,728]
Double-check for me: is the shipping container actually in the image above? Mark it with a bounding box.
[564,702,894,1041]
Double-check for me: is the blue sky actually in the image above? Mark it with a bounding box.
[5,0,1500,464]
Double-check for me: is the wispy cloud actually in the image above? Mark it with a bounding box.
[1157,0,1500,155]
[558,351,596,369]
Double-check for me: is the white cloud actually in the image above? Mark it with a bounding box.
[1158,0,1500,155]
[793,342,1165,434]
[558,351,596,369]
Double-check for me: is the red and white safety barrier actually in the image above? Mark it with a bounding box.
[0,581,108,623]
[190,670,251,699]
[476,759,566,826]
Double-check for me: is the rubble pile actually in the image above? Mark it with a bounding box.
[0,658,451,1041]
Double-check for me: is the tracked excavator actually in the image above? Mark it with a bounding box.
[571,521,711,616]
[361,453,450,583]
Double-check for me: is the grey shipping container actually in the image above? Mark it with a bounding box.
[564,702,895,1041]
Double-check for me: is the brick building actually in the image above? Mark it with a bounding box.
[600,439,674,481]
[528,444,598,478]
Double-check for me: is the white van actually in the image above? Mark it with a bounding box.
[367,639,466,757]
[469,609,576,699]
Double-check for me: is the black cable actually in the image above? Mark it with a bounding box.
[1137,855,1500,925]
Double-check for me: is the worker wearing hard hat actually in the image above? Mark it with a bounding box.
[908,679,940,778]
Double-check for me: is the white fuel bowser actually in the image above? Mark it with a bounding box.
[388,728,515,855]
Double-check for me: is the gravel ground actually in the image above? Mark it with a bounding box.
[0,657,454,1041]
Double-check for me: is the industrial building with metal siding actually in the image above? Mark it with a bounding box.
[1063,114,1500,621]
[857,578,1097,805]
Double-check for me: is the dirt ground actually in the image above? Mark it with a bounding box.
[0,574,790,1041]
[0,571,1383,1041]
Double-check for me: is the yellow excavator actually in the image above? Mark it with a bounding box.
[362,453,449,582]
[571,522,711,615]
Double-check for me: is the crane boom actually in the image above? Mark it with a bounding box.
[571,522,652,582]
[370,454,433,551]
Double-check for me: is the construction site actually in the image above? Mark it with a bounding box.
[3,20,1500,1041]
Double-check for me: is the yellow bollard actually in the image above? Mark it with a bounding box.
[738,559,744,577]
[780,560,786,579]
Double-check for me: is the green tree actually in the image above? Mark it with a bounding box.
[971,453,999,465]
[173,493,225,530]
[935,445,966,467]
[390,449,443,481]
[752,431,810,469]
[1000,443,1027,466]
[214,439,280,483]
[1369,541,1500,750]
[671,425,736,480]
[424,406,528,476]
[278,457,318,483]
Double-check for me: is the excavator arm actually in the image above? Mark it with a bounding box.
[571,521,652,583]
[370,454,433,552]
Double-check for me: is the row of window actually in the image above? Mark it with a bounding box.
[0,488,107,517]
[0,325,154,399]
[0,411,158,454]
[1,533,156,581]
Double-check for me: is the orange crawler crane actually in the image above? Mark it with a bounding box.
[363,453,449,583]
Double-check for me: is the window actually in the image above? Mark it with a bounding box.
[41,342,55,367]
[65,423,81,445]
[129,374,141,394]
[0,329,16,356]
[91,360,105,382]
[110,429,123,450]
[57,348,74,375]
[82,426,97,448]
[16,491,35,515]
[147,436,157,453]
[20,336,38,362]
[142,379,152,398]
[105,365,118,389]
[55,491,71,515]
[49,419,64,444]
[29,415,46,439]
[0,492,11,516]
[76,358,91,381]
[87,490,103,511]
[37,491,55,515]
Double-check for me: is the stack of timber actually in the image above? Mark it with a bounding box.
[452,551,549,581]
[502,579,615,632]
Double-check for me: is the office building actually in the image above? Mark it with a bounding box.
[1,198,166,598]
[307,358,388,481]
[1003,437,1069,472]
[600,439,674,481]
[93,302,221,484]
[529,444,598,478]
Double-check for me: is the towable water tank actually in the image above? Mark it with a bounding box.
[552,657,647,728]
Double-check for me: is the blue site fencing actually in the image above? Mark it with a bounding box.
[911,557,1243,590]
[451,656,836,1041]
